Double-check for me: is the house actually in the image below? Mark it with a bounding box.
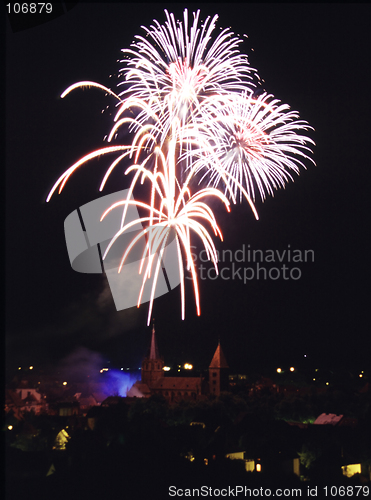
[5,385,48,416]
[51,401,79,417]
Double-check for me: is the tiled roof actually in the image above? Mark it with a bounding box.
[313,413,343,425]
[209,343,229,369]
[127,382,151,397]
[22,393,39,403]
[151,377,201,391]
[92,392,109,403]
[5,390,23,407]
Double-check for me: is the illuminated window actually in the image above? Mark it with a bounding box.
[342,464,361,478]
[53,429,71,450]
[245,460,255,472]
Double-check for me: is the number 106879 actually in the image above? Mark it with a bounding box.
[6,3,52,14]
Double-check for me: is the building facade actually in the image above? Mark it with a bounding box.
[127,326,229,402]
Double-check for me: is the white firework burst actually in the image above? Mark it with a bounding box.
[47,9,315,324]
[117,9,256,143]
[186,91,315,202]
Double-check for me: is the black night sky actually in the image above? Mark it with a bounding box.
[5,3,371,376]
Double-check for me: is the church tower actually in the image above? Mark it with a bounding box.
[141,322,164,387]
[209,340,229,396]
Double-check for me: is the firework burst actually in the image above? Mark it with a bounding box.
[187,91,315,202]
[47,9,314,323]
[100,124,231,324]
[118,9,256,143]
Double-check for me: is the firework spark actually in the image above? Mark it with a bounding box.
[100,125,231,324]
[47,9,314,323]
[118,9,256,144]
[187,91,315,201]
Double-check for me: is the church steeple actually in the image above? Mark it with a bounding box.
[149,320,160,360]
[209,339,229,370]
[141,320,164,386]
[209,340,229,396]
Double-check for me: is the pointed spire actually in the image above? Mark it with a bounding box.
[149,318,160,360]
[209,341,229,369]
